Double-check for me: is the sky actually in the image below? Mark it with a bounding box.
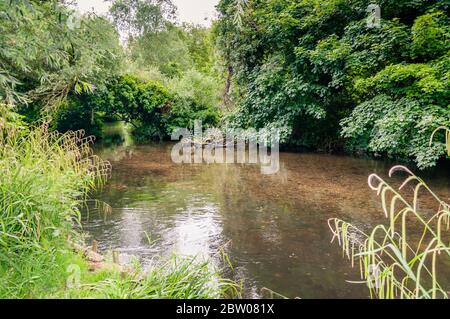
[74,0,219,27]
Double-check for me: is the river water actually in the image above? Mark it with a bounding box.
[81,123,450,299]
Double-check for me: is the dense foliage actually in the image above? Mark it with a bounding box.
[73,0,222,141]
[109,0,177,38]
[96,74,172,140]
[110,0,217,76]
[89,73,220,141]
[166,69,221,133]
[53,94,105,137]
[1,0,449,300]
[51,0,222,141]
[215,0,450,168]
[0,105,109,296]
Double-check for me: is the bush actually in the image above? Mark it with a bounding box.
[93,72,222,141]
[341,95,449,168]
[216,1,450,166]
[166,69,222,134]
[97,75,173,141]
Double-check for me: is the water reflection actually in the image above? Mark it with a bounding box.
[82,123,450,299]
[169,201,222,258]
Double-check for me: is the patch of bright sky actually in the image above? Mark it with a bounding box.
[74,0,219,27]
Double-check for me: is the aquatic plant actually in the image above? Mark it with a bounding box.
[328,131,450,299]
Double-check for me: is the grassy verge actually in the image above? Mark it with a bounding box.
[53,255,239,299]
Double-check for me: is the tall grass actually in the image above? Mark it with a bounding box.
[57,256,241,299]
[0,104,111,297]
[328,130,450,299]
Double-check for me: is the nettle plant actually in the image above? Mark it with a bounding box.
[329,127,450,299]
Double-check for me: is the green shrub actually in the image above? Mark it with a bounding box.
[93,72,222,141]
[168,69,221,109]
[97,75,173,141]
[166,69,221,134]
[341,95,449,168]
[411,11,450,61]
[216,1,450,166]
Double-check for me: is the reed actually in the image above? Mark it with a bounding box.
[58,255,241,299]
[0,104,111,296]
[328,130,450,299]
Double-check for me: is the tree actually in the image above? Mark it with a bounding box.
[99,75,171,125]
[0,0,123,112]
[109,0,177,40]
[215,0,450,167]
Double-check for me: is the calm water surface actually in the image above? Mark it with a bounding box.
[81,124,450,299]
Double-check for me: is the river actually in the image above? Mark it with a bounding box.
[81,123,450,299]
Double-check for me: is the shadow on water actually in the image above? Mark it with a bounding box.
[81,122,450,299]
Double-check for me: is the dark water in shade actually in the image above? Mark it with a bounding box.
[81,123,450,299]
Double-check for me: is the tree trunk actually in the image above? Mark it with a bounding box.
[223,65,233,110]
